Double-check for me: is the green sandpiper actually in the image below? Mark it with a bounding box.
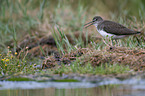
[84,16,141,39]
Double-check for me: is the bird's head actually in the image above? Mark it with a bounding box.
[84,16,103,28]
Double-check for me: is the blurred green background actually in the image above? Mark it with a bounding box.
[0,0,145,51]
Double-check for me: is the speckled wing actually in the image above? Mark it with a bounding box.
[98,20,140,35]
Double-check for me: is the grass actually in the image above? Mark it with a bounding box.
[0,0,145,77]
[53,59,130,75]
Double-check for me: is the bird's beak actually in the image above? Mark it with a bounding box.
[84,21,93,28]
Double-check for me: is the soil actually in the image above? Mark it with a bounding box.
[9,32,145,72]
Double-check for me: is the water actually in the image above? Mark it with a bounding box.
[1,84,145,96]
[1,74,145,96]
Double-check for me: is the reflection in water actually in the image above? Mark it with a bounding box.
[1,85,145,96]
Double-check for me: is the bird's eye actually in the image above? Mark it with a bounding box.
[93,19,97,22]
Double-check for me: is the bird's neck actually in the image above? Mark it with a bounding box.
[93,21,103,30]
[93,23,100,31]
[93,23,99,27]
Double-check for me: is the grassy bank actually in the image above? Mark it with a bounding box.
[0,0,145,77]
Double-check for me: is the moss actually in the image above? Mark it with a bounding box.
[7,77,33,81]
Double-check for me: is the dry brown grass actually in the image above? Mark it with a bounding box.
[12,31,145,72]
[42,46,145,71]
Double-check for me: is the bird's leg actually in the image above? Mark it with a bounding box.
[115,39,118,46]
[111,39,114,46]
[135,36,141,46]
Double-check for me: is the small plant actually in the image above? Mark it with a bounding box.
[0,47,36,76]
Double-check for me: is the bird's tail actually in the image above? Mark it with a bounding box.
[136,31,141,34]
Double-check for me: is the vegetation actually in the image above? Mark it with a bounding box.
[0,0,145,78]
[53,61,130,75]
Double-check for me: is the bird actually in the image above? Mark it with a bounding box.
[84,16,141,39]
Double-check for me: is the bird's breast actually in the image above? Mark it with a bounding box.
[97,29,113,37]
[97,29,127,39]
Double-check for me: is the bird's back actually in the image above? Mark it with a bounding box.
[97,20,140,35]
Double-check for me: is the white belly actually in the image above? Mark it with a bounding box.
[97,30,127,39]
